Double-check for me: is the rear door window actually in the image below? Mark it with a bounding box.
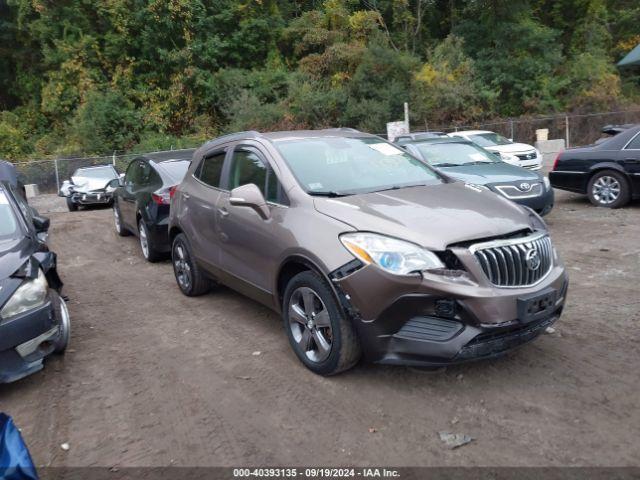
[196,152,226,188]
[625,133,640,150]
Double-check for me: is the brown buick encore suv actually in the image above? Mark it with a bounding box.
[169,129,568,375]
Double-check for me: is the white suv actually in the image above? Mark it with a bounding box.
[449,130,542,170]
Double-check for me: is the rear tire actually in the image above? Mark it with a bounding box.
[66,197,78,212]
[283,271,361,375]
[138,218,162,263]
[171,233,212,296]
[587,170,630,208]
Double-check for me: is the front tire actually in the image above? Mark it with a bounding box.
[66,197,78,212]
[52,294,70,354]
[113,202,130,237]
[587,170,630,208]
[171,233,212,296]
[138,218,162,262]
[283,271,361,375]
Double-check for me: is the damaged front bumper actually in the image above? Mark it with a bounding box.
[332,248,568,367]
[68,190,113,205]
[0,293,69,383]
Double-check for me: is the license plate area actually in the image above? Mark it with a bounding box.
[517,287,557,323]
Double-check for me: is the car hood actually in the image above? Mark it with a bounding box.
[484,143,535,154]
[438,163,542,185]
[313,182,534,251]
[70,176,112,192]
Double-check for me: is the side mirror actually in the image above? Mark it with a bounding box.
[33,215,50,233]
[229,184,270,220]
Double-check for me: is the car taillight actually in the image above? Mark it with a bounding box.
[152,190,171,205]
[552,152,562,171]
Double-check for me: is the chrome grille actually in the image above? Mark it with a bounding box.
[470,233,553,287]
[495,183,543,199]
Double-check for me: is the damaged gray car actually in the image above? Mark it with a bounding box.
[0,180,70,383]
[59,165,119,211]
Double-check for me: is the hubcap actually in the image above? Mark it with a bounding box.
[288,287,333,363]
[173,244,192,290]
[592,176,620,205]
[139,222,149,258]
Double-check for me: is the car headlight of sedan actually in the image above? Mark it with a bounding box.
[543,177,551,190]
[340,232,444,275]
[0,269,49,319]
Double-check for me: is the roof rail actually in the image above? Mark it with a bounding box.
[204,130,261,146]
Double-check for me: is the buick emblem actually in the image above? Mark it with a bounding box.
[519,182,531,192]
[525,248,541,271]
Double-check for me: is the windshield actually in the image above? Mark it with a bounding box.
[0,190,18,239]
[73,166,117,180]
[274,137,442,195]
[415,142,500,167]
[469,133,512,147]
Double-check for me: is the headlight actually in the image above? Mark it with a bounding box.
[500,153,517,163]
[340,232,444,275]
[543,177,551,190]
[0,269,48,319]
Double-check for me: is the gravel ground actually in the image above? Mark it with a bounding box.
[1,190,639,468]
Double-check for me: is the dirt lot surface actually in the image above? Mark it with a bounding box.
[1,191,639,468]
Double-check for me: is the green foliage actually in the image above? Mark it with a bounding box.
[0,0,638,160]
[71,90,141,155]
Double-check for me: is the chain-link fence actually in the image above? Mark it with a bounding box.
[15,148,196,194]
[427,108,640,148]
[14,108,640,193]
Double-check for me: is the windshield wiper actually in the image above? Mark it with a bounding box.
[369,183,429,194]
[432,163,460,167]
[307,191,350,197]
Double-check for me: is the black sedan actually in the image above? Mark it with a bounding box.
[550,124,640,208]
[0,181,70,383]
[111,157,189,262]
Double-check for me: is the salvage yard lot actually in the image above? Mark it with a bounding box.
[1,191,639,467]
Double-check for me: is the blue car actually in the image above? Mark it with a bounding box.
[398,137,554,216]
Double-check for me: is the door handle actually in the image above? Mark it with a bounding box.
[182,193,190,199]
[218,207,229,218]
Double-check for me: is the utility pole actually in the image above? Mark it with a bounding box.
[404,102,410,133]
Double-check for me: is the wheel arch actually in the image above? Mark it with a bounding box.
[276,255,336,313]
[587,163,632,185]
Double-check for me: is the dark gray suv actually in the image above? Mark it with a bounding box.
[169,129,568,375]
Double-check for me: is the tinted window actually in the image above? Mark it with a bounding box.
[625,133,640,149]
[0,190,18,238]
[138,162,152,186]
[227,149,283,203]
[197,152,226,188]
[274,137,441,195]
[124,161,139,185]
[229,151,266,191]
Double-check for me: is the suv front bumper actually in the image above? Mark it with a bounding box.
[333,252,568,367]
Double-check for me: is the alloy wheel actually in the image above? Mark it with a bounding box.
[288,287,333,363]
[592,176,620,205]
[173,244,192,291]
[139,222,149,259]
